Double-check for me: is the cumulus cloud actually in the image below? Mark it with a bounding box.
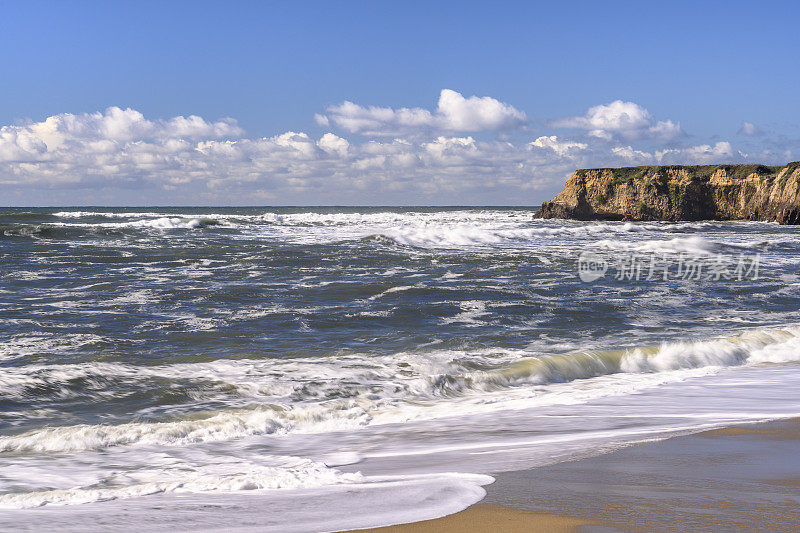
[610,141,739,165]
[529,136,588,156]
[316,133,350,157]
[551,100,683,142]
[315,89,527,136]
[0,103,776,205]
[0,107,528,199]
[738,121,762,136]
[678,141,736,161]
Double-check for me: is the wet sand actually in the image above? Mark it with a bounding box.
[353,505,594,533]
[351,418,800,532]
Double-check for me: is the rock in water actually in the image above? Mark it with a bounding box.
[536,162,800,224]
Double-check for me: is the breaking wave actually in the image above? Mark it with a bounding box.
[2,327,798,454]
[54,217,221,229]
[593,235,730,255]
[18,209,778,251]
[0,455,362,509]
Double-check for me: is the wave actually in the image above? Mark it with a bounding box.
[1,217,219,240]
[37,210,790,252]
[256,210,527,227]
[592,235,736,255]
[2,327,799,454]
[500,327,800,384]
[0,408,283,453]
[0,223,70,239]
[370,222,652,249]
[46,210,659,233]
[0,211,50,222]
[0,462,491,523]
[120,217,218,229]
[0,334,109,364]
[55,217,220,229]
[0,455,362,509]
[412,328,800,398]
[50,209,528,227]
[53,210,236,221]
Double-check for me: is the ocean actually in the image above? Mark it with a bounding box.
[1,207,799,531]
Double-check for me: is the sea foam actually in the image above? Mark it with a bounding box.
[3,327,799,454]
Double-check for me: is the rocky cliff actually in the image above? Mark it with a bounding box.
[536,162,800,224]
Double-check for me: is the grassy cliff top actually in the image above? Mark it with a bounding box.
[579,162,799,181]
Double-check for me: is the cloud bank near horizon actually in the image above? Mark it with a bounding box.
[0,90,795,205]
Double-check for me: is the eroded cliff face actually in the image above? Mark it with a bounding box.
[536,163,800,224]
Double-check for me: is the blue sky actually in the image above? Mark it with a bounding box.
[1,0,798,205]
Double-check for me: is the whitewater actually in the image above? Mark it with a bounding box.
[1,207,799,531]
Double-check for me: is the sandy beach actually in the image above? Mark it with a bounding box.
[353,418,800,532]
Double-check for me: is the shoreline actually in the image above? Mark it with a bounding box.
[350,417,800,532]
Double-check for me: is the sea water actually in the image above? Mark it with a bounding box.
[1,207,799,530]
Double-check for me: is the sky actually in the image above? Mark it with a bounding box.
[1,0,798,206]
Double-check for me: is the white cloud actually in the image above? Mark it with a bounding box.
[610,141,739,165]
[436,89,527,131]
[0,108,564,203]
[610,145,653,163]
[738,121,762,136]
[316,89,526,136]
[529,136,588,156]
[422,136,478,160]
[673,141,736,162]
[0,105,776,205]
[551,100,683,142]
[317,133,350,157]
[271,131,319,158]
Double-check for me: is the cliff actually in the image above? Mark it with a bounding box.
[536,162,800,224]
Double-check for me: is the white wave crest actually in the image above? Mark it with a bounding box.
[0,402,374,453]
[51,217,219,229]
[46,210,784,252]
[3,327,799,454]
[0,455,362,509]
[593,235,724,255]
[620,328,800,372]
[378,222,648,249]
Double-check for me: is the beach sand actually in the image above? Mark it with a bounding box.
[352,505,595,532]
[351,418,800,532]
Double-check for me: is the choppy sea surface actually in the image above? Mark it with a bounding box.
[1,207,799,531]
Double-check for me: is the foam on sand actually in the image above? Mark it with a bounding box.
[0,472,494,531]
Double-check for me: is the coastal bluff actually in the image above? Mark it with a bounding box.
[536,162,800,224]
